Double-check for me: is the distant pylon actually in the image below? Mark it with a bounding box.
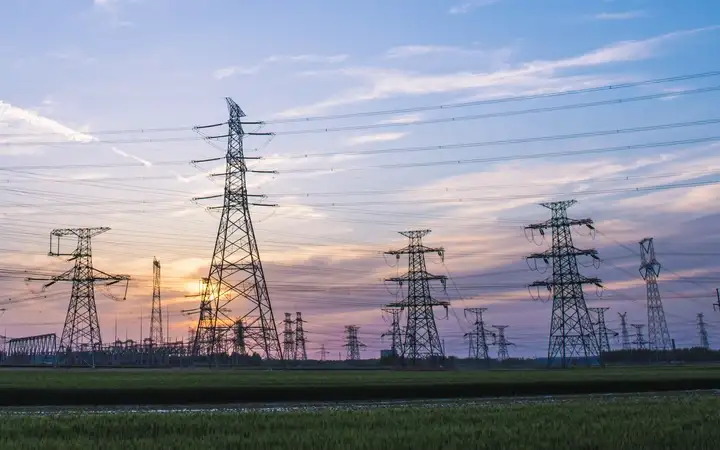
[588,307,616,354]
[384,230,449,362]
[618,312,632,350]
[491,325,513,361]
[192,98,282,359]
[713,288,720,312]
[149,257,163,345]
[697,313,710,349]
[343,325,365,360]
[639,238,672,351]
[631,324,647,350]
[26,228,129,366]
[380,307,403,357]
[525,200,603,368]
[463,308,490,360]
[318,344,330,361]
[294,312,307,360]
[283,313,295,359]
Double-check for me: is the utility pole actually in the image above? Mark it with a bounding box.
[384,230,449,363]
[491,325,514,361]
[525,200,603,368]
[463,308,490,360]
[294,312,307,360]
[318,344,329,361]
[618,312,632,351]
[282,313,295,360]
[698,313,710,350]
[588,307,616,354]
[631,324,647,350]
[150,257,163,345]
[343,325,365,360]
[639,238,672,351]
[191,98,282,359]
[380,307,403,357]
[26,228,129,367]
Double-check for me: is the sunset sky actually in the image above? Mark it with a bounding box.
[1,0,720,359]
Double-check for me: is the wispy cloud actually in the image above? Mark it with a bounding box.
[378,114,423,125]
[214,54,349,80]
[592,10,647,21]
[384,44,512,60]
[448,0,499,15]
[111,146,152,167]
[345,132,408,146]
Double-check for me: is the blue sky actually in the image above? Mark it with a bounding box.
[1,0,720,359]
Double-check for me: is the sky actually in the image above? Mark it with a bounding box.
[1,0,720,360]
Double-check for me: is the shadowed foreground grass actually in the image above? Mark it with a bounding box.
[1,396,718,449]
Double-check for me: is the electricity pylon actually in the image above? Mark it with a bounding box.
[26,228,129,366]
[618,312,632,350]
[318,344,330,361]
[191,98,282,359]
[283,313,295,359]
[343,325,365,360]
[294,312,307,360]
[463,307,490,360]
[381,307,403,357]
[639,238,672,351]
[588,307,616,354]
[631,324,647,350]
[697,313,710,349]
[714,288,720,312]
[525,200,602,368]
[149,257,163,345]
[385,230,449,362]
[491,325,514,361]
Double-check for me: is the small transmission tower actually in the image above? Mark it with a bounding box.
[149,257,163,345]
[588,307,616,354]
[492,325,514,361]
[343,325,365,360]
[318,344,330,361]
[639,238,672,351]
[282,313,295,360]
[713,288,719,312]
[618,312,632,351]
[294,312,307,360]
[463,308,490,360]
[525,200,602,368]
[385,230,449,362]
[27,228,129,365]
[381,307,403,357]
[631,324,647,350]
[192,98,282,359]
[697,313,710,349]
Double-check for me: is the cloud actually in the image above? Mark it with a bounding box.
[592,11,647,20]
[48,51,96,64]
[0,100,94,143]
[277,27,717,117]
[345,132,408,146]
[384,45,511,60]
[111,146,152,167]
[448,0,499,15]
[378,114,423,125]
[214,54,349,80]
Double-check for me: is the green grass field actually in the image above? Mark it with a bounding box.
[1,395,717,449]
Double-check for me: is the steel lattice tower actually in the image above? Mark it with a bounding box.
[283,313,295,360]
[343,325,365,360]
[149,257,163,345]
[192,98,282,359]
[385,230,449,362]
[381,307,403,357]
[318,344,329,361]
[618,312,632,351]
[294,312,307,360]
[714,288,720,312]
[492,325,513,361]
[697,313,710,349]
[526,200,602,368]
[27,228,129,365]
[588,307,616,354]
[639,238,672,351]
[464,308,490,360]
[631,324,647,350]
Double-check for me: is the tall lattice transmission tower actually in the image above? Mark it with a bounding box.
[618,312,632,351]
[631,324,647,350]
[318,344,330,361]
[464,308,490,360]
[149,257,163,345]
[639,238,672,351]
[27,228,129,366]
[380,307,403,357]
[525,200,602,367]
[588,307,616,354]
[697,313,710,349]
[385,230,449,362]
[492,325,513,361]
[343,325,365,360]
[294,312,307,360]
[191,98,282,359]
[282,313,295,360]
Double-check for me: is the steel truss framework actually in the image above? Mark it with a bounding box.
[8,333,57,357]
[639,238,672,351]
